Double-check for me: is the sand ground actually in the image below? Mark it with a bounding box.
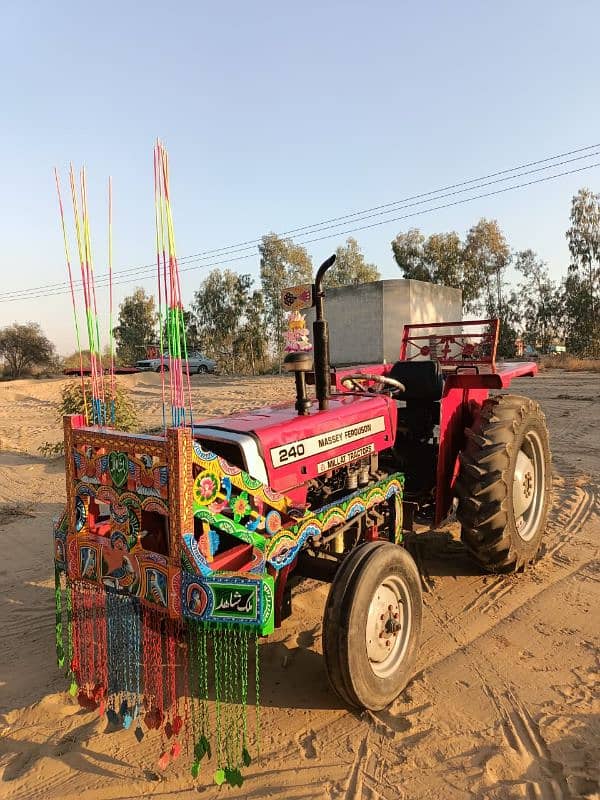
[0,370,598,800]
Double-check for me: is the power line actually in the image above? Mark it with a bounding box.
[1,142,599,301]
[0,145,600,302]
[3,143,599,301]
[3,158,598,304]
[202,141,600,242]
[288,160,600,245]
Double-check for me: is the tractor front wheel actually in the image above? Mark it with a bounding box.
[322,541,422,710]
[456,394,552,572]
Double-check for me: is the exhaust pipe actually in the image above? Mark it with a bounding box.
[313,254,336,411]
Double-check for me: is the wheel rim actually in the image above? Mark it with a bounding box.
[365,574,412,679]
[512,429,545,542]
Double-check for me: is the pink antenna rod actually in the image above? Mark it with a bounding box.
[153,140,194,428]
[54,168,89,424]
[108,176,116,424]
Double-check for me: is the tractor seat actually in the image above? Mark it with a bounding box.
[388,360,444,402]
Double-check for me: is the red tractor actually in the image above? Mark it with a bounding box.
[193,255,552,710]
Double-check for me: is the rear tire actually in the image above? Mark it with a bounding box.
[455,394,552,572]
[323,542,422,710]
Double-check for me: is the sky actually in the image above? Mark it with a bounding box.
[0,0,598,354]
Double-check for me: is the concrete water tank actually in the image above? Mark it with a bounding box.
[305,279,462,366]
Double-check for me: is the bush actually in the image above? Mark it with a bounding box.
[38,379,138,457]
[38,441,65,457]
[539,355,600,372]
[59,379,138,430]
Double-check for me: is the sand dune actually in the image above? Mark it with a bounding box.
[0,371,598,799]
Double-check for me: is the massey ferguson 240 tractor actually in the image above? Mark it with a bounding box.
[56,252,552,742]
[192,255,552,710]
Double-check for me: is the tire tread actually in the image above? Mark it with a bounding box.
[456,394,551,573]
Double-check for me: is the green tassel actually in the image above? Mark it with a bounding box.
[255,630,261,757]
[188,623,260,782]
[213,627,223,769]
[188,621,213,779]
[225,766,243,787]
[54,567,64,668]
[65,582,74,679]
[213,768,225,786]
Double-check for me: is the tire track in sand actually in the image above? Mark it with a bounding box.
[500,690,570,800]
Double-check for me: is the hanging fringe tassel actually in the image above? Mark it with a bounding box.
[189,621,211,778]
[54,567,65,669]
[57,581,262,787]
[53,573,78,697]
[255,627,260,759]
[64,581,107,710]
[66,582,76,695]
[142,605,165,732]
[187,623,259,788]
[157,618,185,770]
[106,592,142,728]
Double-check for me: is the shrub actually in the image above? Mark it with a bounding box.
[38,441,65,457]
[539,355,600,372]
[38,379,138,457]
[59,379,138,430]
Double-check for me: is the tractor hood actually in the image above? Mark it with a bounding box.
[193,393,397,494]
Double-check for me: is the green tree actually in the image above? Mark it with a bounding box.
[391,229,428,281]
[192,270,267,373]
[0,322,55,378]
[234,291,269,374]
[422,232,464,288]
[565,188,600,356]
[462,220,513,355]
[562,273,596,356]
[259,233,313,364]
[391,228,480,307]
[514,249,563,353]
[392,220,518,354]
[463,218,511,313]
[496,290,522,358]
[324,237,380,287]
[113,288,157,364]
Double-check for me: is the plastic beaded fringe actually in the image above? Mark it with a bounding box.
[55,579,260,787]
[186,621,258,786]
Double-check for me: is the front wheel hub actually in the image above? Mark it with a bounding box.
[365,576,412,678]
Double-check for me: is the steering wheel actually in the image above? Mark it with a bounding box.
[340,373,406,395]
